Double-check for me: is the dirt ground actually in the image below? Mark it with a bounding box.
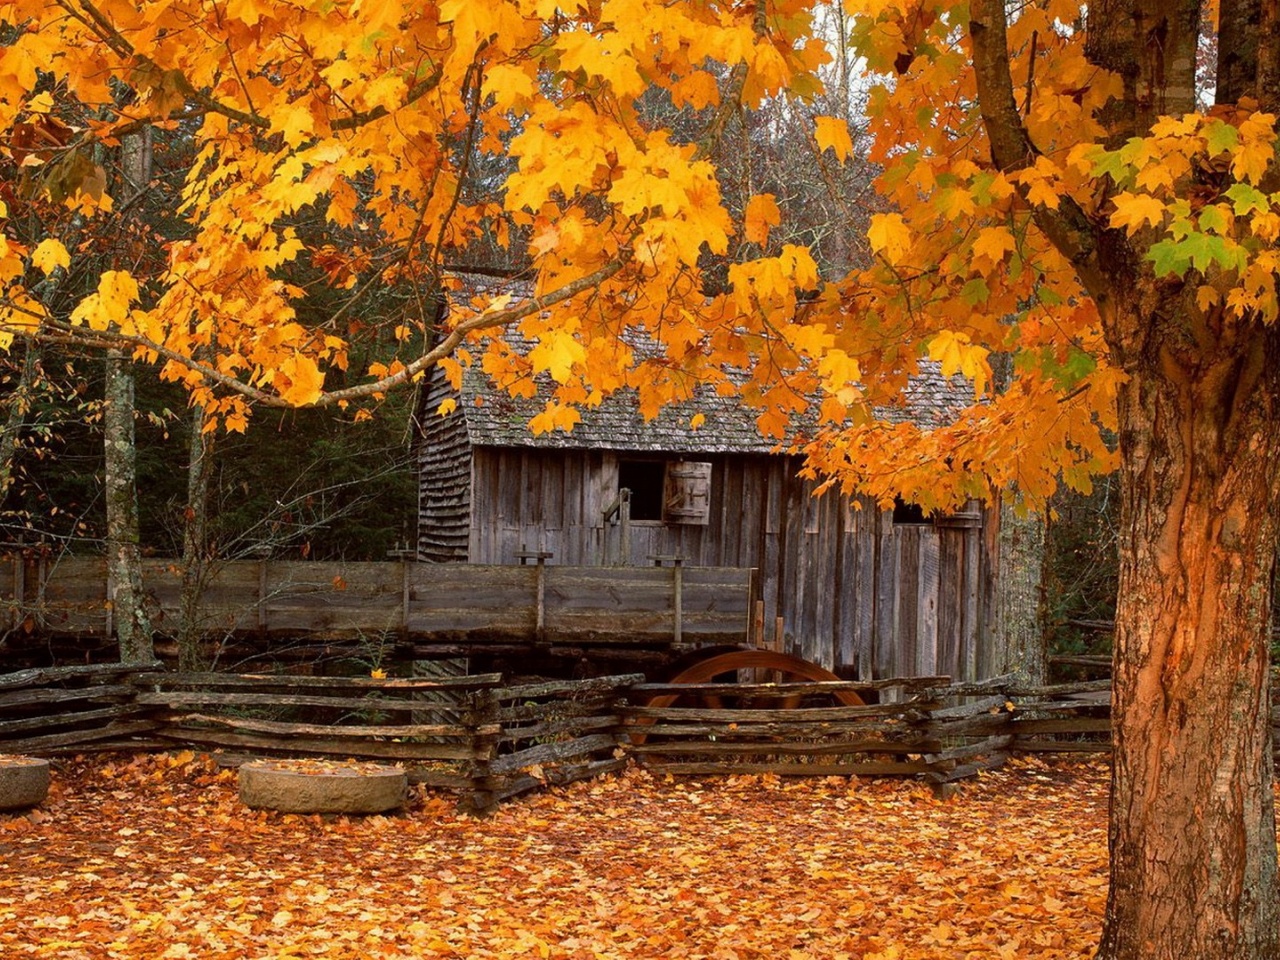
[0,752,1110,959]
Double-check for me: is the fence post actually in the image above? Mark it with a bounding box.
[462,687,500,814]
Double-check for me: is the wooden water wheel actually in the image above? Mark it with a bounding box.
[628,649,865,746]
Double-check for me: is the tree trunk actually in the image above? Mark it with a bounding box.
[970,1,1280,953]
[993,497,1047,684]
[177,403,214,671]
[1096,298,1280,959]
[0,342,40,501]
[106,127,154,664]
[104,348,152,663]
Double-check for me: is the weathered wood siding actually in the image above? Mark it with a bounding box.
[460,447,995,681]
[416,374,472,562]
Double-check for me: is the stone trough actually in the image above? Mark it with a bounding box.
[0,755,51,811]
[238,759,407,814]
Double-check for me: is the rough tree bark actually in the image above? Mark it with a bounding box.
[989,358,1049,685]
[1098,261,1280,960]
[967,1,1280,956]
[177,403,213,671]
[104,348,151,662]
[994,499,1047,684]
[106,126,153,664]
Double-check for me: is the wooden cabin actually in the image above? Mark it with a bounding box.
[414,361,1003,682]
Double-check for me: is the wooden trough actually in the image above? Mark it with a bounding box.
[0,557,753,669]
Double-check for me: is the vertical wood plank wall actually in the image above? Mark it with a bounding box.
[460,447,995,681]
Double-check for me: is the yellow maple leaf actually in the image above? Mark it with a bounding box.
[1108,193,1167,235]
[1233,112,1277,184]
[529,400,581,434]
[928,329,988,394]
[1196,285,1219,311]
[484,63,535,110]
[867,213,912,265]
[971,225,1017,266]
[70,270,139,331]
[274,102,313,148]
[30,238,70,275]
[277,353,325,406]
[814,115,854,162]
[528,332,585,384]
[671,71,720,110]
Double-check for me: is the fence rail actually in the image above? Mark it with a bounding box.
[6,665,1280,810]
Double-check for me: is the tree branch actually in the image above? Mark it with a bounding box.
[2,254,630,410]
[968,0,1108,299]
[68,0,443,136]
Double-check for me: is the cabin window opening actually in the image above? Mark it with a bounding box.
[892,497,929,525]
[617,459,713,524]
[618,460,666,521]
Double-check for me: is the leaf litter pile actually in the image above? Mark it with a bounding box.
[1,752,1111,959]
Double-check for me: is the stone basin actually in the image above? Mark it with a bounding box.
[0,755,51,811]
[238,759,407,814]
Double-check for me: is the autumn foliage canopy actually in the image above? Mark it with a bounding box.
[0,2,1278,517]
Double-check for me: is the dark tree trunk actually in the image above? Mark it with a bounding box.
[1218,0,1261,105]
[0,342,39,501]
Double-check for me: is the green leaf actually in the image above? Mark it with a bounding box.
[1037,285,1063,307]
[1203,120,1240,157]
[970,172,998,205]
[1063,347,1097,382]
[1148,239,1192,277]
[1224,183,1269,215]
[1089,149,1131,186]
[961,277,990,305]
[1197,205,1228,234]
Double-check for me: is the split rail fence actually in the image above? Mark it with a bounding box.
[5,664,1280,810]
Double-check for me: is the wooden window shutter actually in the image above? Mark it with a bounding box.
[663,461,712,524]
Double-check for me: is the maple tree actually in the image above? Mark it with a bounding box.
[2,1,1280,957]
[0,0,837,437]
[1,752,1115,959]
[815,3,1280,958]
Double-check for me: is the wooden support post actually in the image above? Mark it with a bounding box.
[11,554,22,631]
[771,616,786,682]
[673,559,683,646]
[535,560,545,643]
[647,555,685,645]
[516,548,553,645]
[619,494,632,565]
[753,600,765,649]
